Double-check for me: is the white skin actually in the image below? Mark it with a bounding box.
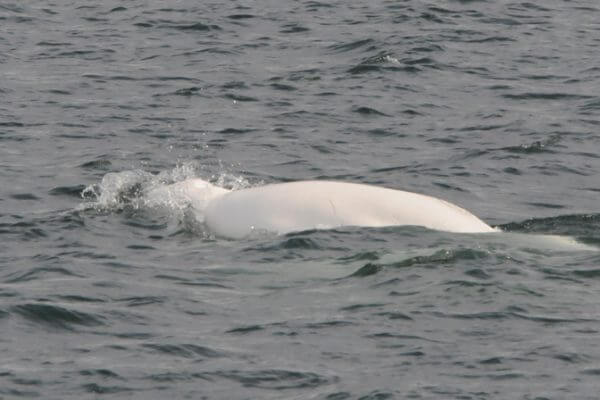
[143,178,595,250]
[167,179,496,239]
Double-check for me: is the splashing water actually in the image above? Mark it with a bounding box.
[79,164,250,222]
[81,169,154,210]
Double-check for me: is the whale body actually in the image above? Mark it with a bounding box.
[154,179,496,239]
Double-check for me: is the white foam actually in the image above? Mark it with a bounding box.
[80,169,153,210]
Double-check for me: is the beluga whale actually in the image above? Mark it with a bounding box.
[147,178,497,239]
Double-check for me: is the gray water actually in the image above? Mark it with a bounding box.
[2,1,600,399]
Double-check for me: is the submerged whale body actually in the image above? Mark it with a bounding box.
[155,179,497,239]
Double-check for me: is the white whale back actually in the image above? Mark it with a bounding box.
[202,180,496,239]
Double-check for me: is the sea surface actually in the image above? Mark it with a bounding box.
[1,1,600,399]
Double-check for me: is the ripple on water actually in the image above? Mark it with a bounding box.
[207,369,336,390]
[500,213,600,237]
[141,343,225,359]
[347,248,492,278]
[3,266,84,284]
[11,303,105,331]
[81,383,133,395]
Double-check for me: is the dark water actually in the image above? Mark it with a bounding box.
[2,1,600,398]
